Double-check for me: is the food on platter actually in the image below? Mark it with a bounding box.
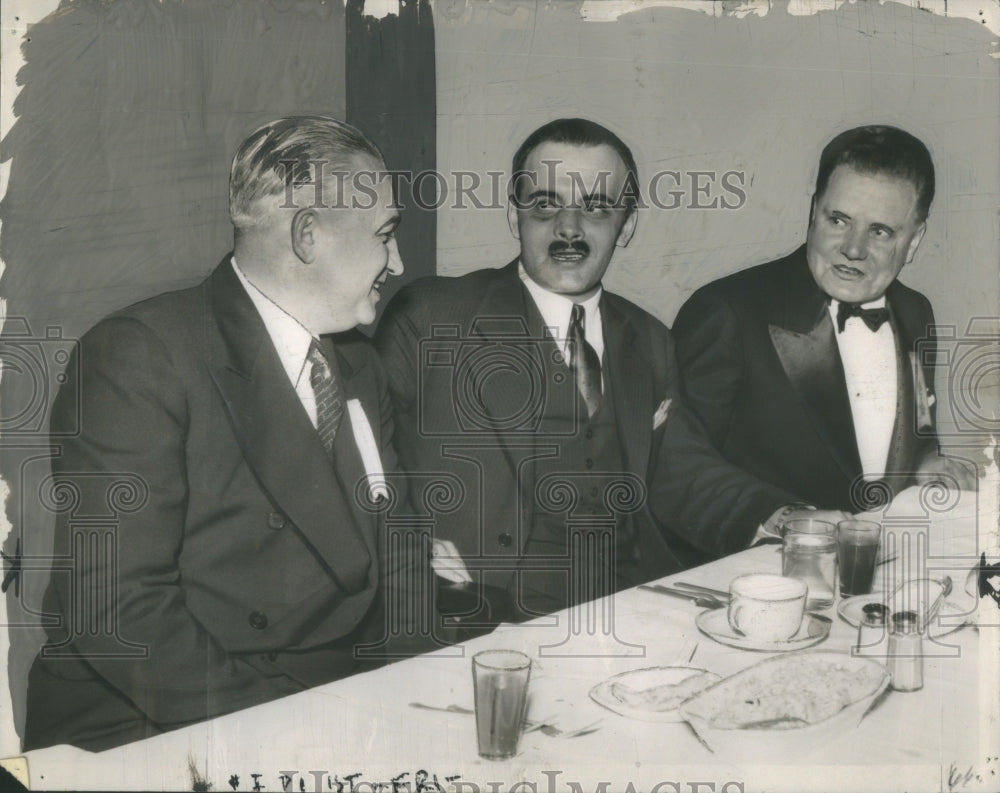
[679,652,889,740]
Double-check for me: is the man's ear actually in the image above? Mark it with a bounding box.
[506,199,520,241]
[807,194,817,227]
[905,221,927,264]
[291,208,317,264]
[616,209,638,248]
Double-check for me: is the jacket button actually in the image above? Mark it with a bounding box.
[248,611,268,630]
[267,512,287,530]
[585,429,593,439]
[585,458,594,469]
[497,532,513,547]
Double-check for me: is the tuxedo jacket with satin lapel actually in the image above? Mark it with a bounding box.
[671,245,939,514]
[374,261,792,613]
[25,258,413,752]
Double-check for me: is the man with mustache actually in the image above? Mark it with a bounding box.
[672,125,976,524]
[24,116,424,751]
[375,118,795,621]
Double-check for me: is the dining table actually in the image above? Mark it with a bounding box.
[7,484,999,793]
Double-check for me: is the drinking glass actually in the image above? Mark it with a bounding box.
[837,519,882,596]
[472,649,532,759]
[782,531,837,609]
[779,517,836,538]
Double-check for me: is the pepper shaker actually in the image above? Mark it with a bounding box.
[855,602,888,657]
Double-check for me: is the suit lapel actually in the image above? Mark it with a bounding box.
[883,288,927,477]
[469,262,556,480]
[768,256,862,481]
[326,337,381,565]
[602,296,653,476]
[206,262,372,594]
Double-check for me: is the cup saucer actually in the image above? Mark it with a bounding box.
[695,608,830,652]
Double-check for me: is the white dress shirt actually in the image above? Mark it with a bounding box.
[829,297,898,480]
[231,258,320,428]
[518,263,605,385]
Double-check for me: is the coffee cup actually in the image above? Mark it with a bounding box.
[727,574,807,642]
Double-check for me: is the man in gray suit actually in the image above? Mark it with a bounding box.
[25,116,425,751]
[376,118,796,621]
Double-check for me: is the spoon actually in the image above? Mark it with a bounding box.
[923,575,952,630]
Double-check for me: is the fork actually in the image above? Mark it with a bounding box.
[673,581,731,602]
[638,584,725,609]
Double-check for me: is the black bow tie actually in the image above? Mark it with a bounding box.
[836,302,890,333]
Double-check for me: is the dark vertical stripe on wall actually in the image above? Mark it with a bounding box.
[346,0,436,319]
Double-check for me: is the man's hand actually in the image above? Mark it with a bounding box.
[430,539,473,584]
[915,453,980,491]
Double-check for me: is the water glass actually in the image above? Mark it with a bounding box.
[782,531,837,609]
[779,517,836,538]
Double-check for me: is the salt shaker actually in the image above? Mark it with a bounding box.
[854,603,888,657]
[887,610,923,691]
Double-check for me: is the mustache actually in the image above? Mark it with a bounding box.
[548,241,590,257]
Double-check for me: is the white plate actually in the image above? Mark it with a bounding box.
[695,608,831,652]
[589,666,721,723]
[837,594,971,638]
[678,652,890,759]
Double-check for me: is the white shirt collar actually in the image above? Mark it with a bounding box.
[231,257,314,389]
[517,262,604,360]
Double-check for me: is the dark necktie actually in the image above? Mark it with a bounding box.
[569,303,602,417]
[307,339,344,458]
[836,302,890,333]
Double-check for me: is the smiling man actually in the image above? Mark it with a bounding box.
[24,116,418,751]
[375,118,793,620]
[672,125,976,523]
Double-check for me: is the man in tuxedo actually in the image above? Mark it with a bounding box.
[672,125,975,521]
[24,116,426,751]
[375,118,794,621]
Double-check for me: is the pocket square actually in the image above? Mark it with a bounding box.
[652,398,673,430]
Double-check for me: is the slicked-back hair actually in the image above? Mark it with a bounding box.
[510,118,640,211]
[814,125,935,222]
[229,115,382,229]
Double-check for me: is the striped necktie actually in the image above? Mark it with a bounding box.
[307,339,344,458]
[569,303,602,417]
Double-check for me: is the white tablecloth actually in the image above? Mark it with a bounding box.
[9,486,999,792]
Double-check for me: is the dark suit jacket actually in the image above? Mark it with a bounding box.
[374,261,792,615]
[672,245,939,514]
[24,258,424,752]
